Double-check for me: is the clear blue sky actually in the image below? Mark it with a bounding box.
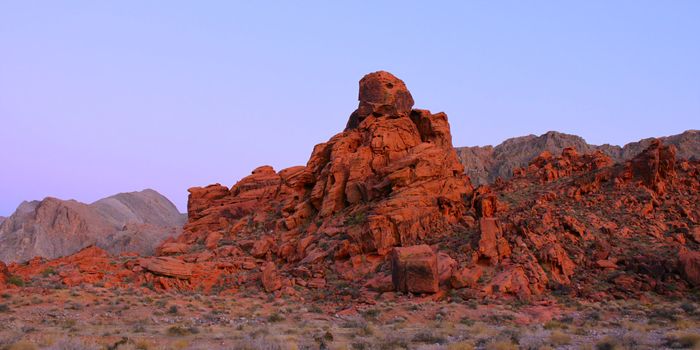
[1,1,698,215]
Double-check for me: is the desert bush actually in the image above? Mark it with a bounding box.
[665,332,700,348]
[268,312,285,322]
[231,336,284,350]
[167,305,179,315]
[412,330,447,344]
[362,308,381,319]
[0,303,10,312]
[595,336,620,350]
[549,330,572,346]
[45,338,99,350]
[485,340,518,350]
[8,341,38,350]
[447,341,475,350]
[378,333,409,349]
[166,325,200,336]
[7,275,24,287]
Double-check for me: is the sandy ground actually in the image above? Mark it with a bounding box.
[1,287,700,349]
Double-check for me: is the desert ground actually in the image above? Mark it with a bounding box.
[2,285,700,350]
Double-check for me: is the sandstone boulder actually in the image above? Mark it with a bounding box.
[627,139,676,194]
[391,245,438,294]
[261,262,282,292]
[139,257,193,280]
[0,261,9,288]
[346,71,414,130]
[679,249,700,286]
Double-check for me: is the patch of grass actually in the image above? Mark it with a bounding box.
[377,333,409,349]
[362,308,381,319]
[8,341,38,350]
[41,267,57,277]
[267,312,285,322]
[549,330,572,346]
[447,341,475,350]
[543,319,567,330]
[8,275,25,287]
[485,340,518,350]
[232,336,284,350]
[344,211,367,226]
[308,304,323,313]
[166,325,199,336]
[412,330,446,344]
[665,332,700,348]
[595,336,621,350]
[167,305,179,315]
[459,317,475,326]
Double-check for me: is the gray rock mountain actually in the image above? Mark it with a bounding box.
[0,189,186,263]
[456,130,699,186]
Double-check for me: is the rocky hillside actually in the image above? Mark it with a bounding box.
[457,130,699,185]
[0,189,185,263]
[4,72,699,306]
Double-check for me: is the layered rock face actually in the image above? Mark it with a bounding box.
[180,71,472,260]
[142,71,473,293]
[0,189,185,262]
[457,130,699,186]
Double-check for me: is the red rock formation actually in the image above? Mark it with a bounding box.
[679,249,700,286]
[391,245,439,294]
[165,71,471,293]
[6,73,700,305]
[261,261,282,292]
[138,257,194,280]
[625,139,677,194]
[0,261,9,289]
[456,129,699,186]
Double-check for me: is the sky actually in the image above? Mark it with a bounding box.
[1,1,698,215]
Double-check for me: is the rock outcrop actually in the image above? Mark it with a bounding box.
[0,261,9,288]
[456,130,699,186]
[141,71,472,295]
[391,245,439,293]
[0,189,186,262]
[5,73,699,305]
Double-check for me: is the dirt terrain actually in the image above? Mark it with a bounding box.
[2,287,700,349]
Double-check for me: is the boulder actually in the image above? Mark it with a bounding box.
[391,245,439,294]
[627,139,676,194]
[158,242,189,255]
[346,71,414,130]
[679,249,700,286]
[139,257,193,280]
[0,261,9,287]
[477,218,511,265]
[261,262,282,292]
[450,266,483,289]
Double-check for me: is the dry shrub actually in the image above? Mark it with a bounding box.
[549,330,572,346]
[665,332,700,349]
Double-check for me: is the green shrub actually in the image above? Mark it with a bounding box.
[8,275,25,287]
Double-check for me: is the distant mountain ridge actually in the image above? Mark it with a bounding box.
[0,189,186,263]
[456,130,699,185]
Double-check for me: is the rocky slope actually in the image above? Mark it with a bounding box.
[3,72,699,307]
[456,130,699,186]
[0,189,185,263]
